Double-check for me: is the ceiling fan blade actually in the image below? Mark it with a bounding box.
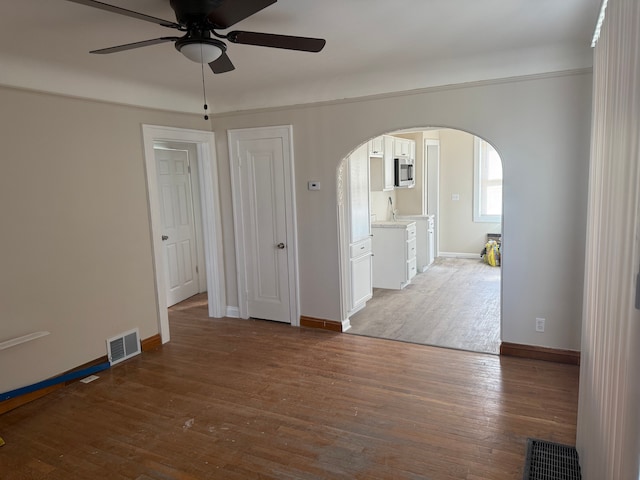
[209,51,235,74]
[90,37,179,54]
[227,31,326,52]
[207,0,277,29]
[66,0,182,29]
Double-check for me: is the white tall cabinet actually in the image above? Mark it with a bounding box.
[346,144,373,314]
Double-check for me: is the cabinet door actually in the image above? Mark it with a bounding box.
[351,253,372,309]
[383,135,395,190]
[393,138,411,158]
[348,144,371,243]
[368,136,384,157]
[393,137,416,158]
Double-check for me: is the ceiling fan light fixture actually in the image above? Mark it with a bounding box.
[177,41,223,64]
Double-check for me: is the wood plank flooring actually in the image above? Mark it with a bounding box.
[348,258,501,354]
[0,294,579,479]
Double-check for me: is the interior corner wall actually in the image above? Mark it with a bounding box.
[212,70,592,350]
[437,128,501,255]
[0,86,204,393]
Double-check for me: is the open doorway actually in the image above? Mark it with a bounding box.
[142,125,226,344]
[153,141,208,307]
[338,128,503,354]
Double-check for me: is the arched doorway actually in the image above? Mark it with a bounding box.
[337,127,503,354]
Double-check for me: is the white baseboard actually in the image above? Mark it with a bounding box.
[226,306,240,318]
[341,318,352,332]
[438,252,482,259]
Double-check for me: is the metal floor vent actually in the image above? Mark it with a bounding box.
[106,328,141,365]
[524,438,581,480]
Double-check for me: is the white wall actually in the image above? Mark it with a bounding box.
[438,129,501,255]
[0,69,591,396]
[577,0,640,478]
[370,189,396,222]
[0,87,204,393]
[213,70,592,351]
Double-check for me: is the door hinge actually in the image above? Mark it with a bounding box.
[188,165,191,174]
[195,265,199,274]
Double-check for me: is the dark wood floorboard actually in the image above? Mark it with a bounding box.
[349,258,501,354]
[0,293,578,479]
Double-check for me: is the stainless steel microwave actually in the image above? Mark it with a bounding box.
[394,157,415,188]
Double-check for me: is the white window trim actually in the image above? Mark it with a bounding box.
[473,137,502,223]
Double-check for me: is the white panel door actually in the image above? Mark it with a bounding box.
[236,137,291,322]
[155,148,199,307]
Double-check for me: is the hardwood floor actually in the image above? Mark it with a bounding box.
[348,257,501,354]
[0,294,578,479]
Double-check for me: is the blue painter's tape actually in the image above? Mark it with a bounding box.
[0,362,110,402]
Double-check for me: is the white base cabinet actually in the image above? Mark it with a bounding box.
[371,221,417,290]
[396,215,436,272]
[350,238,373,311]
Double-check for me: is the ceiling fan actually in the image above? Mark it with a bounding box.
[66,0,326,74]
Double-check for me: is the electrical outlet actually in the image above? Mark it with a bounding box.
[535,317,545,333]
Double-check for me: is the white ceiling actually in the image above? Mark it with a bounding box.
[0,0,600,114]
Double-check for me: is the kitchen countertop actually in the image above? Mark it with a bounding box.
[396,214,435,221]
[371,220,416,228]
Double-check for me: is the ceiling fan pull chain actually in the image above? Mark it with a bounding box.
[200,43,209,121]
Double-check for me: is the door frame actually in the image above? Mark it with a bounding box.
[142,125,226,343]
[423,138,440,256]
[227,125,300,325]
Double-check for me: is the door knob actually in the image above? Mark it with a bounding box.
[161,235,169,241]
[276,243,286,249]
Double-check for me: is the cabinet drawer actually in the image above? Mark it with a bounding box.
[350,237,372,258]
[407,258,417,280]
[407,238,417,260]
[406,224,417,240]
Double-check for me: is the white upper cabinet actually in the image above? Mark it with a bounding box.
[370,135,396,191]
[393,137,415,159]
[368,136,384,157]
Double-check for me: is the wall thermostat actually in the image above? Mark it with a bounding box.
[308,181,321,191]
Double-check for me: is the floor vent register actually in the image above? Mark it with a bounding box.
[523,438,581,480]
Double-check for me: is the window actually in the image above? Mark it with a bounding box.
[473,138,502,223]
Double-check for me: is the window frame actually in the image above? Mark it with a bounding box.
[473,137,503,223]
